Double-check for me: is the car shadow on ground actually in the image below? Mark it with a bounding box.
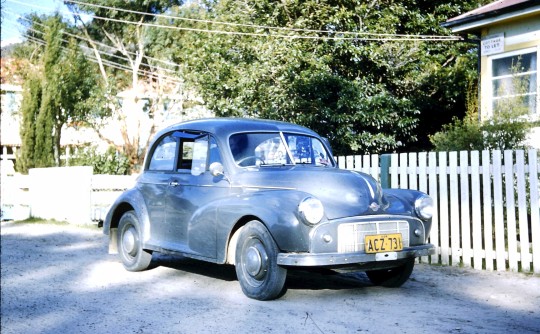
[151,252,373,292]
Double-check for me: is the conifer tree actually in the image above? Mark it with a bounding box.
[18,73,43,173]
[17,14,98,171]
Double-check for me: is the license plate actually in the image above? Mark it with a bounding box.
[365,233,403,253]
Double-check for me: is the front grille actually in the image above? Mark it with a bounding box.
[337,221,409,253]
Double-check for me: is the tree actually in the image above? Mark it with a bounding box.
[17,14,99,172]
[65,0,186,170]
[430,83,533,151]
[70,146,131,175]
[154,0,490,155]
[18,72,43,173]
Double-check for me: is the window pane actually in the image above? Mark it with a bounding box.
[286,135,333,165]
[191,136,208,176]
[493,94,537,115]
[149,135,177,171]
[492,52,536,77]
[230,133,285,166]
[493,73,536,97]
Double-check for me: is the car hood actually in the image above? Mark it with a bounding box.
[235,166,389,220]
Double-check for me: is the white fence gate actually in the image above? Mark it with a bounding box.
[0,167,136,224]
[339,149,540,274]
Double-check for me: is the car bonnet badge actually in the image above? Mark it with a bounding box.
[369,201,380,212]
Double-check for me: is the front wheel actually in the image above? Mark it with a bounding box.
[235,221,287,300]
[117,211,152,271]
[366,258,415,287]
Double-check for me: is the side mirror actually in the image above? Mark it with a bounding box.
[209,162,225,177]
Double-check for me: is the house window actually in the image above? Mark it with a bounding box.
[490,47,538,118]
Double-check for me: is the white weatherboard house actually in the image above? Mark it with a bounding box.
[442,0,540,148]
[0,84,212,171]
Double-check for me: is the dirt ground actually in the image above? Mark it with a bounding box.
[1,221,539,334]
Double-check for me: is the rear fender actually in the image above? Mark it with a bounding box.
[103,188,150,254]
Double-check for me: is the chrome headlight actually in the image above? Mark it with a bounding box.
[298,197,324,225]
[415,195,434,220]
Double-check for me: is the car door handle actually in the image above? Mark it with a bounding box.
[169,181,180,187]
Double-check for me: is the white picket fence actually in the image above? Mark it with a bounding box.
[1,149,539,274]
[338,149,540,274]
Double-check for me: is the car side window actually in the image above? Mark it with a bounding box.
[148,134,178,171]
[191,136,208,176]
[191,136,222,175]
[286,134,333,166]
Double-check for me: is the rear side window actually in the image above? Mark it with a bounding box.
[148,135,178,171]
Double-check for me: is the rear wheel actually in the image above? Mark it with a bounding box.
[235,221,287,300]
[366,258,415,287]
[117,211,152,271]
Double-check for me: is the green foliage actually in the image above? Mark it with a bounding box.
[67,0,183,86]
[150,0,490,155]
[430,108,532,152]
[430,50,534,152]
[429,111,484,151]
[18,73,43,173]
[16,14,100,172]
[13,0,496,167]
[481,111,532,151]
[70,146,131,175]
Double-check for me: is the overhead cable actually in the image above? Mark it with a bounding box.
[4,10,181,71]
[6,0,462,42]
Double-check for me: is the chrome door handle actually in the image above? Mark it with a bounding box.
[169,181,180,187]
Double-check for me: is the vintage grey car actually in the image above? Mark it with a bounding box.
[104,118,435,300]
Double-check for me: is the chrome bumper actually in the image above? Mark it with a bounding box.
[277,244,435,266]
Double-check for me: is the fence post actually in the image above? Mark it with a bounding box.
[380,154,391,189]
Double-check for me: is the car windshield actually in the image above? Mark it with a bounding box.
[229,132,334,167]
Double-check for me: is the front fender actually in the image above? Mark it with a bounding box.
[383,188,433,238]
[383,188,427,216]
[216,189,317,257]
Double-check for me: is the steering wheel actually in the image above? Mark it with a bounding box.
[236,156,265,167]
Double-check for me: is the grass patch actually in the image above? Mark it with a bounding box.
[14,217,70,225]
[11,217,101,230]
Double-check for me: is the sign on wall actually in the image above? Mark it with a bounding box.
[481,33,505,56]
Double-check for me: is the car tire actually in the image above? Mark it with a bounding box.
[235,221,287,300]
[366,258,415,287]
[118,211,152,271]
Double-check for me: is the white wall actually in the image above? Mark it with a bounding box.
[29,166,93,225]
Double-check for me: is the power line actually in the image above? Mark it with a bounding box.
[6,0,462,42]
[4,10,182,72]
[64,0,459,40]
[18,28,184,86]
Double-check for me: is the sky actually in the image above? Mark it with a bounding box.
[1,0,68,47]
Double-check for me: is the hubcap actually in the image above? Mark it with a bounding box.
[245,246,262,276]
[122,226,137,256]
[244,242,267,280]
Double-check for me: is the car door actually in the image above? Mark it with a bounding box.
[138,133,179,246]
[166,134,230,260]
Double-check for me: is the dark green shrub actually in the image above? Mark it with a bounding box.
[70,146,130,175]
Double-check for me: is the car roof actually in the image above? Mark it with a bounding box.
[157,117,320,138]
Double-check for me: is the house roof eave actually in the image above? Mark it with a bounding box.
[442,2,540,34]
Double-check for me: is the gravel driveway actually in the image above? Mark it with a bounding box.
[1,221,539,334]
